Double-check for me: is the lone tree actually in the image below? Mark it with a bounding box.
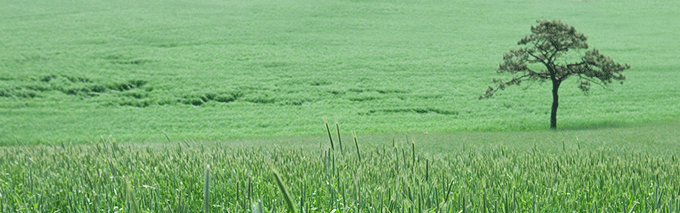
[480,20,630,129]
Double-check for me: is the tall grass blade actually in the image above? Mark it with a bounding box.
[252,200,264,213]
[335,119,343,154]
[126,177,141,213]
[204,165,210,213]
[300,183,305,213]
[443,179,454,204]
[273,168,296,213]
[411,140,416,167]
[324,118,334,150]
[163,130,171,143]
[259,200,264,213]
[352,131,362,161]
[425,159,429,182]
[249,177,253,202]
[628,201,638,213]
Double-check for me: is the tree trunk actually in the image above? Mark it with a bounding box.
[550,80,561,129]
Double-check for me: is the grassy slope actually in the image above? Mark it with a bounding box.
[1,0,679,144]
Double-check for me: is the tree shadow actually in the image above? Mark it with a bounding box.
[558,121,632,131]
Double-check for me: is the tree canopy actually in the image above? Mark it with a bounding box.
[481,20,631,129]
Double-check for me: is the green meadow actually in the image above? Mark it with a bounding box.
[1,0,679,144]
[2,0,680,212]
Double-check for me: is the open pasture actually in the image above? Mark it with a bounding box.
[2,0,680,212]
[1,0,679,144]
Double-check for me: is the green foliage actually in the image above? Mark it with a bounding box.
[1,135,679,212]
[483,20,630,97]
[482,20,631,129]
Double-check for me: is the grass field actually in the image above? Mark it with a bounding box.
[2,123,680,212]
[2,0,680,211]
[1,0,679,144]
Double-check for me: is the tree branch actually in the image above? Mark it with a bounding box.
[483,20,629,101]
[479,74,533,99]
[526,51,547,66]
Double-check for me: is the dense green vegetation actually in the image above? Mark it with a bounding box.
[2,123,680,212]
[2,0,679,144]
[2,121,679,212]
